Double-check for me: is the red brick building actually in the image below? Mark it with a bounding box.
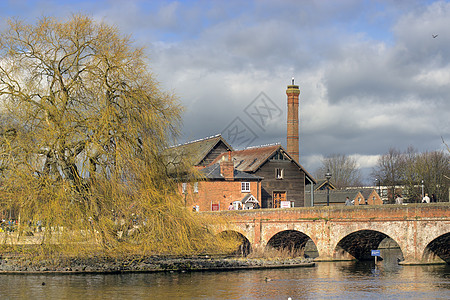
[358,189,383,205]
[181,154,262,211]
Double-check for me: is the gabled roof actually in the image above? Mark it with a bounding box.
[211,144,316,184]
[314,179,337,191]
[200,163,262,181]
[167,134,233,166]
[345,188,378,199]
[241,193,259,203]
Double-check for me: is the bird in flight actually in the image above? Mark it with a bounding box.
[432,34,438,38]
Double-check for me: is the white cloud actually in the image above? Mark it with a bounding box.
[414,68,450,87]
[1,0,449,182]
[351,154,380,169]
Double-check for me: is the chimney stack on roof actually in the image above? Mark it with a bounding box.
[286,78,300,162]
[220,151,234,181]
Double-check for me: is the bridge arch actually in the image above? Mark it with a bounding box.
[217,230,251,256]
[266,230,318,257]
[422,232,450,264]
[333,229,403,261]
[208,203,449,264]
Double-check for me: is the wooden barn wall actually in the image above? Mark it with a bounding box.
[254,160,305,208]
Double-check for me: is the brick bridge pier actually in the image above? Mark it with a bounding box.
[206,203,450,265]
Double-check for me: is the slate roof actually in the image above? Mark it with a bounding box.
[200,163,262,181]
[222,144,280,172]
[357,188,375,199]
[211,144,316,184]
[166,134,233,166]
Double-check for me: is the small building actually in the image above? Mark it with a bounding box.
[308,188,382,206]
[355,188,383,205]
[309,190,363,206]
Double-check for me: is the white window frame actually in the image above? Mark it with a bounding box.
[182,182,187,194]
[193,182,198,193]
[241,182,250,192]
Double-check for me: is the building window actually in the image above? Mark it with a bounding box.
[241,182,250,192]
[194,182,198,193]
[182,183,187,194]
[275,168,284,179]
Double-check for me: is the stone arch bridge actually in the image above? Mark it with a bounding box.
[205,203,450,265]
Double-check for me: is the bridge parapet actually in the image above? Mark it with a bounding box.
[204,203,450,220]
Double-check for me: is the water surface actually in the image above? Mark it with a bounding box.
[0,250,448,299]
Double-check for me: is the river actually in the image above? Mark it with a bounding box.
[0,249,449,299]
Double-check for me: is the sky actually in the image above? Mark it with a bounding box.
[0,0,449,183]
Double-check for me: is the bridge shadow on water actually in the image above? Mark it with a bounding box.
[336,248,404,276]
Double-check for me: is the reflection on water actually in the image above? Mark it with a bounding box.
[0,250,448,299]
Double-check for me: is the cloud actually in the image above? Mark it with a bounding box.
[0,0,448,183]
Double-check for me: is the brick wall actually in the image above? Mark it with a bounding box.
[181,180,261,211]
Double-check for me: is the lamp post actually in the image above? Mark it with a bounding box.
[375,178,380,196]
[421,180,424,200]
[325,170,332,206]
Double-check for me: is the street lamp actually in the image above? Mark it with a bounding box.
[375,178,380,196]
[325,170,332,206]
[421,180,424,199]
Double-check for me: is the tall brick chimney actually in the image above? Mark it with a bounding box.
[220,151,234,181]
[286,78,300,162]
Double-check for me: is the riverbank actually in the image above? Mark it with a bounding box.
[0,255,315,274]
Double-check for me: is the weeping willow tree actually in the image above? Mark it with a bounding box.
[0,15,236,258]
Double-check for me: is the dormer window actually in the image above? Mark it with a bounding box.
[275,168,284,179]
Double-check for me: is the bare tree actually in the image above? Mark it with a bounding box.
[315,154,362,189]
[372,147,449,203]
[415,151,450,202]
[400,146,420,202]
[371,148,404,203]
